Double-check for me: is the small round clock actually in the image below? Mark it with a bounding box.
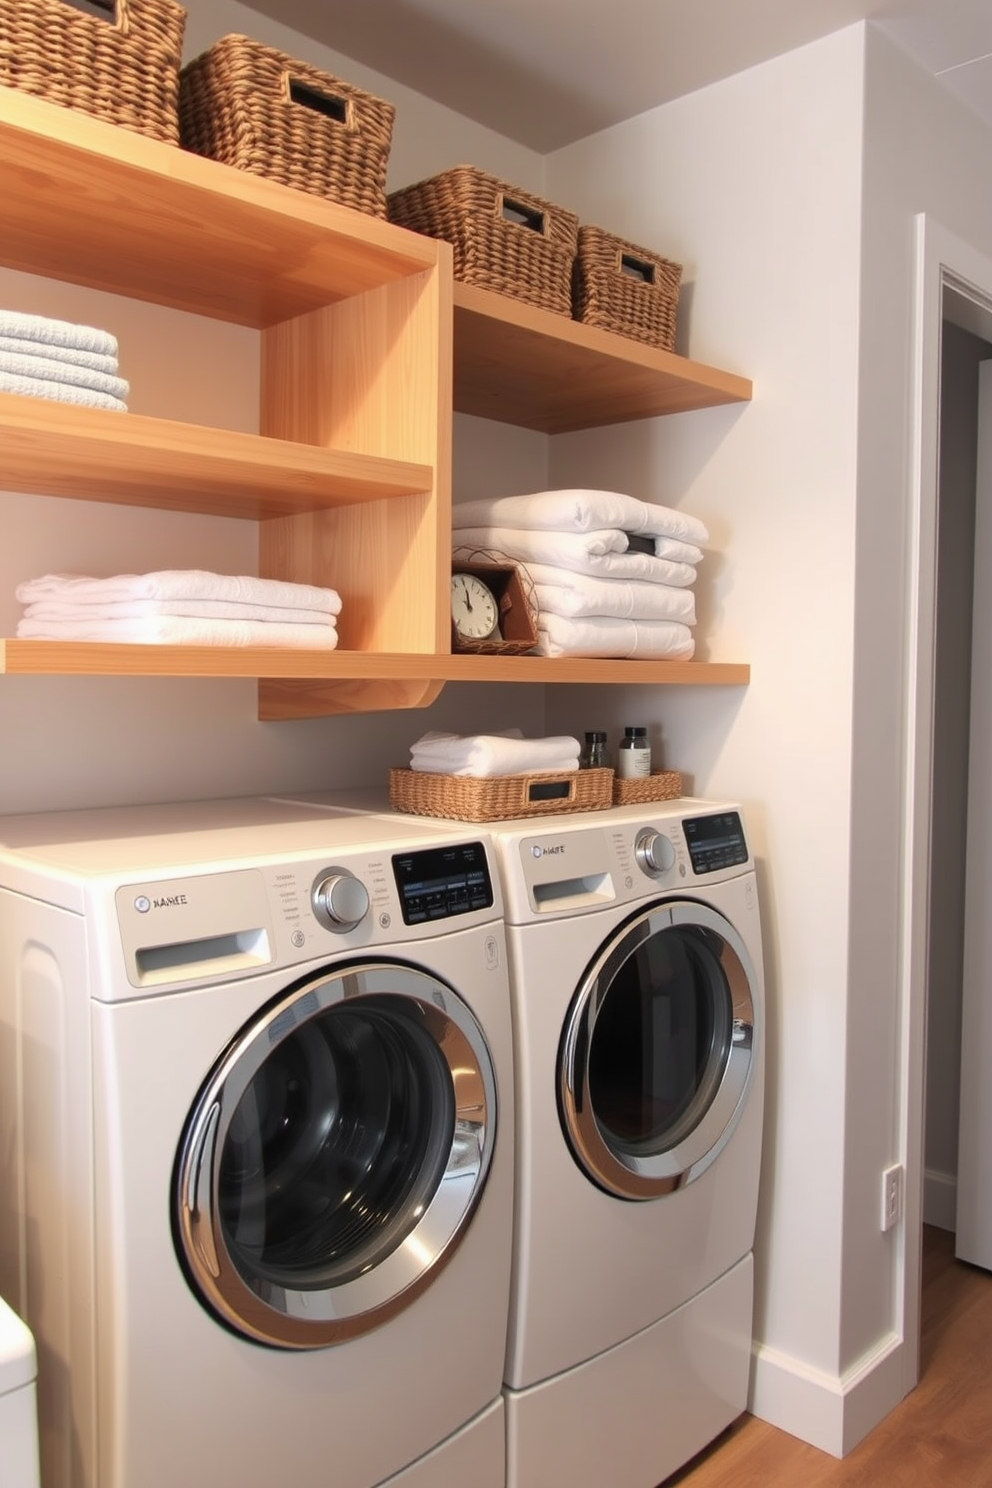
[451,571,501,642]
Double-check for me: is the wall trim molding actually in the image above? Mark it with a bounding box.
[748,1331,906,1458]
[923,1167,957,1231]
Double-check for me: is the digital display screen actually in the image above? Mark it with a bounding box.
[683,811,748,874]
[392,841,494,926]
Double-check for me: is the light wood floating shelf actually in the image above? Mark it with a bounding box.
[0,88,436,326]
[452,283,752,433]
[0,86,752,714]
[0,643,748,687]
[0,396,433,519]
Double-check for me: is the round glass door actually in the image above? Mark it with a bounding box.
[174,960,498,1348]
[559,901,757,1200]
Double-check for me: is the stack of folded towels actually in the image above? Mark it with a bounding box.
[15,570,342,648]
[410,728,581,777]
[452,488,707,659]
[0,310,129,412]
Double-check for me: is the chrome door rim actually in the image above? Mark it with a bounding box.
[559,901,757,1200]
[176,961,497,1348]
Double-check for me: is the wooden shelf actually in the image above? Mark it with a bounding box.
[0,395,432,519]
[452,283,752,433]
[0,641,747,685]
[0,88,437,327]
[0,86,752,712]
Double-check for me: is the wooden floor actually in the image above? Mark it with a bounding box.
[661,1226,992,1487]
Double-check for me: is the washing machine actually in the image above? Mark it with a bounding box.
[488,797,765,1488]
[0,794,514,1488]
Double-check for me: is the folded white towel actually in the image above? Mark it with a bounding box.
[22,598,338,626]
[524,563,696,623]
[452,527,697,587]
[653,536,704,565]
[0,336,119,376]
[16,615,339,648]
[0,310,118,358]
[410,729,581,777]
[534,614,695,660]
[453,489,709,546]
[16,570,342,615]
[0,348,128,400]
[0,371,127,411]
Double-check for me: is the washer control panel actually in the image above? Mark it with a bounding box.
[392,840,493,926]
[683,810,749,874]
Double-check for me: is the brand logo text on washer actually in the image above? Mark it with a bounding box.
[532,845,566,858]
[152,894,188,908]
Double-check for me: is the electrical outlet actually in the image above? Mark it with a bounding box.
[881,1164,904,1232]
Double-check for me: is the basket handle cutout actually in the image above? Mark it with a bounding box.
[527,779,574,803]
[500,197,547,235]
[289,79,350,125]
[619,253,656,284]
[62,0,118,21]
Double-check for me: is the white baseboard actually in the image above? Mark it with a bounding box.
[922,1167,957,1231]
[748,1330,907,1457]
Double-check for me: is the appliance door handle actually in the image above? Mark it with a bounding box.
[182,1100,222,1280]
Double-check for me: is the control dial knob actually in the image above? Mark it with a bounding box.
[634,828,676,878]
[311,870,370,932]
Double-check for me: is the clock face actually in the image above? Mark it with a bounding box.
[451,572,500,640]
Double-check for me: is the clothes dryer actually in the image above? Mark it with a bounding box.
[0,795,513,1488]
[488,799,765,1488]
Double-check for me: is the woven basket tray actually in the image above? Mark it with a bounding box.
[572,225,682,351]
[0,0,186,144]
[389,767,614,822]
[611,770,683,806]
[179,34,395,217]
[388,166,579,316]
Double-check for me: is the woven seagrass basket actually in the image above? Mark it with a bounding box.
[573,225,682,351]
[388,166,579,316]
[179,34,395,217]
[611,770,683,807]
[389,767,614,823]
[0,0,186,144]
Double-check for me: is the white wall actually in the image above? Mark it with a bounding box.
[542,17,992,1457]
[852,13,992,1365]
[545,27,867,1450]
[0,0,550,815]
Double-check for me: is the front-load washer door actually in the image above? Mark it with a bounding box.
[174,959,497,1349]
[559,900,758,1200]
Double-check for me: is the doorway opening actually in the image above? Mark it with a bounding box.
[904,218,992,1390]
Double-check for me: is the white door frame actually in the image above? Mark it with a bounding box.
[902,215,992,1386]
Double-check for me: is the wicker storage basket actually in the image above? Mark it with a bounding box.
[179,34,395,217]
[389,767,614,822]
[611,770,683,807]
[388,166,579,316]
[572,225,682,351]
[0,0,186,144]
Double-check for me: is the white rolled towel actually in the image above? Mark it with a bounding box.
[16,615,339,648]
[16,570,342,615]
[452,527,698,587]
[453,489,709,545]
[0,370,127,411]
[525,562,696,624]
[534,614,695,660]
[0,309,118,358]
[0,335,119,375]
[410,730,581,777]
[0,348,128,400]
